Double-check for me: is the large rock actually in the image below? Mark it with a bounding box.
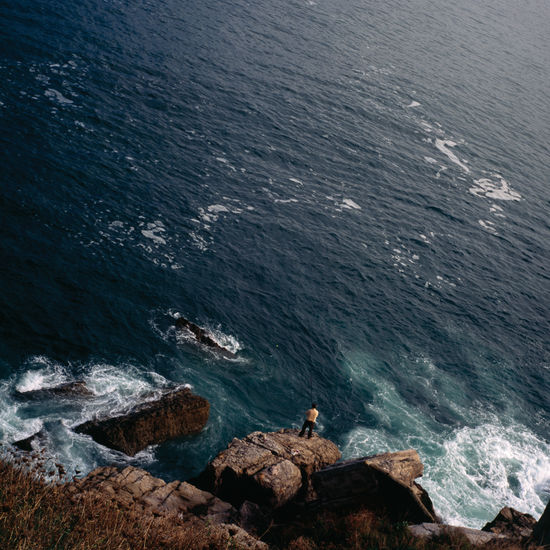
[74,387,209,456]
[532,499,550,546]
[310,450,437,523]
[482,506,536,538]
[196,429,341,508]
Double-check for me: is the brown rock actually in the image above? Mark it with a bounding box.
[196,429,341,508]
[311,450,437,523]
[74,387,209,456]
[482,506,536,538]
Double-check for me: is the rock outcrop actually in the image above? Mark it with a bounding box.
[196,429,341,508]
[532,498,550,547]
[74,387,209,456]
[67,465,267,550]
[310,450,437,523]
[482,506,536,539]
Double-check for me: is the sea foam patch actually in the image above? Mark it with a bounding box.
[435,139,470,173]
[469,175,521,201]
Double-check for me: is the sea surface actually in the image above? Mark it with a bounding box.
[1,0,549,529]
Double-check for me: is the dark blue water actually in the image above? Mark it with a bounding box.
[1,0,549,527]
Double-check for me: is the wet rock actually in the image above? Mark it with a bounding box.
[74,387,209,456]
[311,450,437,523]
[409,523,506,545]
[532,498,550,546]
[16,381,93,399]
[195,429,341,508]
[482,506,536,538]
[175,317,236,358]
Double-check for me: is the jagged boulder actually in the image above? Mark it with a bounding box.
[74,387,209,456]
[195,429,341,508]
[482,506,536,538]
[311,450,437,523]
[532,499,550,546]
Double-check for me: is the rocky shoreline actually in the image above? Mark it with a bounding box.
[8,384,550,548]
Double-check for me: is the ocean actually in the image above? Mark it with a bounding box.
[1,0,549,529]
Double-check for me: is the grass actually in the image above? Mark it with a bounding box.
[0,455,527,550]
[0,456,233,550]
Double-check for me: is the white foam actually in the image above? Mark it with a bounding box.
[424,156,437,164]
[44,88,73,105]
[207,204,229,214]
[15,357,69,392]
[341,198,361,210]
[435,139,470,173]
[469,175,521,201]
[407,101,421,108]
[423,424,550,528]
[289,178,303,185]
[141,221,167,245]
[479,219,498,234]
[341,352,549,528]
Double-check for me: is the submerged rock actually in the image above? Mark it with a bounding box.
[482,506,536,538]
[74,387,209,456]
[195,429,341,508]
[311,450,437,523]
[16,381,93,399]
[175,317,236,358]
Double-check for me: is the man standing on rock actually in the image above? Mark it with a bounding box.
[299,403,318,438]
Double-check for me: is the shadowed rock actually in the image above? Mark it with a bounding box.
[74,387,209,456]
[532,499,550,546]
[195,429,341,508]
[175,317,236,358]
[311,450,437,523]
[482,506,536,539]
[16,381,93,400]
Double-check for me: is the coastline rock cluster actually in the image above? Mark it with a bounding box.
[9,380,550,548]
